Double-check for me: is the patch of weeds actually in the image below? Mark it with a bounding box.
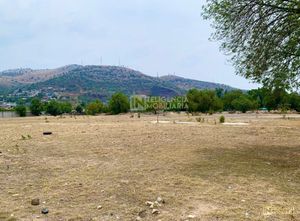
[219,115,225,123]
[21,135,32,140]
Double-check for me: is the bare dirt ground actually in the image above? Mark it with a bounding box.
[0,113,299,221]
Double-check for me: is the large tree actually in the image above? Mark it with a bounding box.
[203,0,300,89]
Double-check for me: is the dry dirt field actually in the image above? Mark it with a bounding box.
[0,113,299,221]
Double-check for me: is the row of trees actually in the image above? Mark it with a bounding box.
[15,92,130,117]
[187,88,300,113]
[14,88,300,117]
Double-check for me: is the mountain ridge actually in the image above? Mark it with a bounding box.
[0,65,237,100]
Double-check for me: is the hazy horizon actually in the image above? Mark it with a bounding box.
[0,0,259,89]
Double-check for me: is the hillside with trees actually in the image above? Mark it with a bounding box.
[0,65,236,102]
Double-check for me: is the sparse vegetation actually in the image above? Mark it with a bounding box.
[0,113,299,220]
[219,115,225,123]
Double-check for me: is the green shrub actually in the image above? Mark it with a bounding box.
[30,98,44,116]
[219,115,225,123]
[15,105,26,117]
[45,100,73,116]
[45,100,61,116]
[108,92,130,115]
[187,89,223,113]
[86,100,104,115]
[75,105,84,114]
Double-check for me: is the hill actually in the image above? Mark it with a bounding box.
[160,75,235,91]
[0,65,237,101]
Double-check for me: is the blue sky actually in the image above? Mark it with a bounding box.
[0,0,258,89]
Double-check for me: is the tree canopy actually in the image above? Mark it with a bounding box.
[30,98,43,116]
[109,93,130,115]
[15,105,26,117]
[203,0,300,89]
[86,100,104,115]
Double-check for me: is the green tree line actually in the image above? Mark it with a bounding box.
[187,88,300,113]
[14,92,130,117]
[13,88,300,117]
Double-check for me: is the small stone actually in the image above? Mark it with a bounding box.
[136,216,142,221]
[97,205,102,210]
[31,198,40,206]
[157,197,165,204]
[187,215,196,219]
[41,208,49,214]
[152,209,160,215]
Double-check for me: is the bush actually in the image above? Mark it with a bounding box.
[45,100,61,116]
[108,93,130,115]
[60,102,72,114]
[223,90,244,110]
[232,96,257,113]
[15,105,27,117]
[45,100,73,116]
[187,89,223,113]
[30,98,44,116]
[219,115,225,123]
[86,100,104,115]
[75,105,84,114]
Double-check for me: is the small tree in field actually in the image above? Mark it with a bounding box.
[75,104,84,114]
[86,100,104,115]
[15,105,27,117]
[109,93,130,115]
[45,100,61,116]
[30,98,44,116]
